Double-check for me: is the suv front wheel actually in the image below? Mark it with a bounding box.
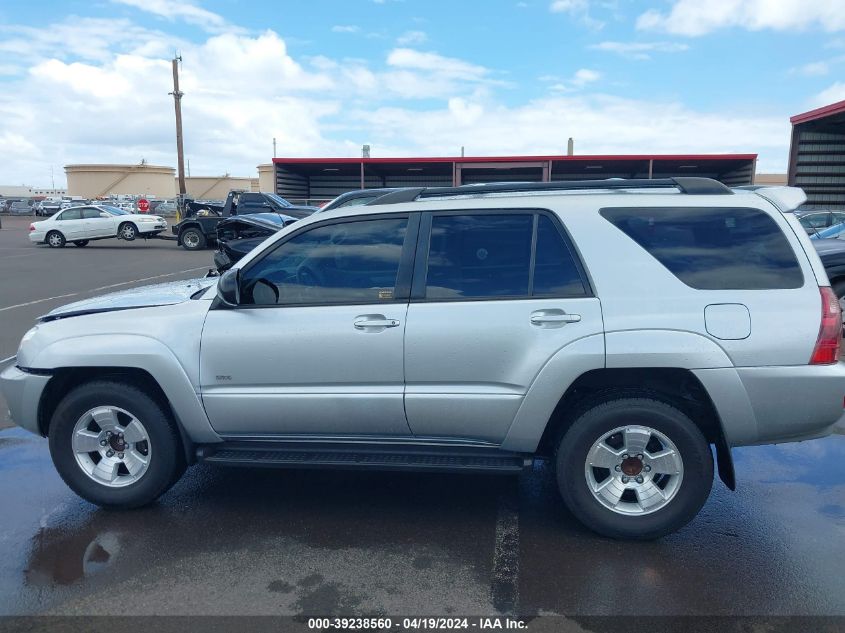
[556,396,713,540]
[48,380,184,508]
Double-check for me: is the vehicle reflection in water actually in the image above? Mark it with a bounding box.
[26,527,120,586]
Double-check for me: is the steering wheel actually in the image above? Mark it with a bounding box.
[296,264,325,288]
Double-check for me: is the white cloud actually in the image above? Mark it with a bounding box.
[331,25,360,33]
[550,0,587,12]
[350,94,789,172]
[549,0,604,29]
[110,0,235,34]
[791,61,830,77]
[591,40,689,60]
[387,48,488,79]
[542,68,601,92]
[397,30,427,45]
[572,68,600,86]
[637,0,845,37]
[0,12,795,188]
[813,82,845,107]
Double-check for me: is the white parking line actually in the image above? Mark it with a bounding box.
[0,267,210,313]
[0,355,15,365]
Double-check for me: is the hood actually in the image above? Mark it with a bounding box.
[811,238,845,256]
[40,277,217,322]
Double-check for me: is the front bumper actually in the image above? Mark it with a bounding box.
[138,222,167,234]
[0,359,51,436]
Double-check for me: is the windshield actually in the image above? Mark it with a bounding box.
[264,193,293,209]
[811,222,845,240]
[101,205,129,216]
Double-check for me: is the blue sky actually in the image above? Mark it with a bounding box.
[1,0,843,186]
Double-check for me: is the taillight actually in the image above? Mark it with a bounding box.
[29,224,34,231]
[810,287,842,365]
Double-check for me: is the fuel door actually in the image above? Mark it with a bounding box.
[705,303,751,340]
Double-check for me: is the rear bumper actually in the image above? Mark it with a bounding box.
[0,359,50,436]
[695,362,845,447]
[28,232,45,244]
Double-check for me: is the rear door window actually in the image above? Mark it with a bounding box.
[533,215,587,296]
[422,212,589,300]
[58,209,81,221]
[81,207,102,219]
[425,214,533,299]
[601,206,804,290]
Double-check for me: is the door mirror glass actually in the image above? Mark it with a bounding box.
[100,212,111,218]
[217,268,240,306]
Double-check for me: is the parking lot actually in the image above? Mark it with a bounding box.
[0,214,843,620]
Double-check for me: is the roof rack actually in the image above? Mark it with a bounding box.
[365,177,732,206]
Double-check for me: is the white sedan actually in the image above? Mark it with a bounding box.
[29,205,168,248]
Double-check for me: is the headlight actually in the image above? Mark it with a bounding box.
[139,217,156,222]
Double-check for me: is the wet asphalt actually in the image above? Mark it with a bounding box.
[0,215,843,618]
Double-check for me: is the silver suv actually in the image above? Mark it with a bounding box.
[2,178,843,539]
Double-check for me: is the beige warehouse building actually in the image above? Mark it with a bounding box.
[65,163,262,199]
[180,176,258,199]
[65,164,177,198]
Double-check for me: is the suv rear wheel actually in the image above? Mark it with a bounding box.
[48,380,184,508]
[556,396,713,540]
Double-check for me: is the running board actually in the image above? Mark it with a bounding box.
[196,442,531,474]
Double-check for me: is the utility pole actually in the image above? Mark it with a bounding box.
[170,55,186,196]
[273,137,277,158]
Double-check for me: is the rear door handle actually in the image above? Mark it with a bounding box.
[530,310,581,326]
[354,315,400,330]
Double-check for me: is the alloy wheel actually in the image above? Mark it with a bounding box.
[72,406,151,488]
[584,425,684,515]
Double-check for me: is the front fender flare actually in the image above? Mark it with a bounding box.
[34,334,220,444]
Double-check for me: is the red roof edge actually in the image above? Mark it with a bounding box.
[272,153,757,165]
[791,99,845,125]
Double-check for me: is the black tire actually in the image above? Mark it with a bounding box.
[119,222,138,241]
[556,396,713,540]
[180,227,206,251]
[46,230,65,248]
[48,380,185,509]
[73,240,89,247]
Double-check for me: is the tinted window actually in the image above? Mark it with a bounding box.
[239,194,263,205]
[533,215,587,296]
[240,218,407,305]
[799,213,830,229]
[81,207,102,219]
[425,215,533,299]
[58,209,81,221]
[601,207,803,290]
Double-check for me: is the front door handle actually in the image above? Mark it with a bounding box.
[530,310,581,326]
[354,315,400,330]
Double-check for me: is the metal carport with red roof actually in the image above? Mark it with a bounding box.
[271,153,757,205]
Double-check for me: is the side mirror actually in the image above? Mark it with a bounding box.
[100,212,110,218]
[217,268,240,306]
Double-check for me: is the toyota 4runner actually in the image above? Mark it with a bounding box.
[2,177,843,539]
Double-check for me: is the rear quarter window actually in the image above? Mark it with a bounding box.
[600,206,804,290]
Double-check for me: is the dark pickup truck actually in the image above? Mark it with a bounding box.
[172,190,317,250]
